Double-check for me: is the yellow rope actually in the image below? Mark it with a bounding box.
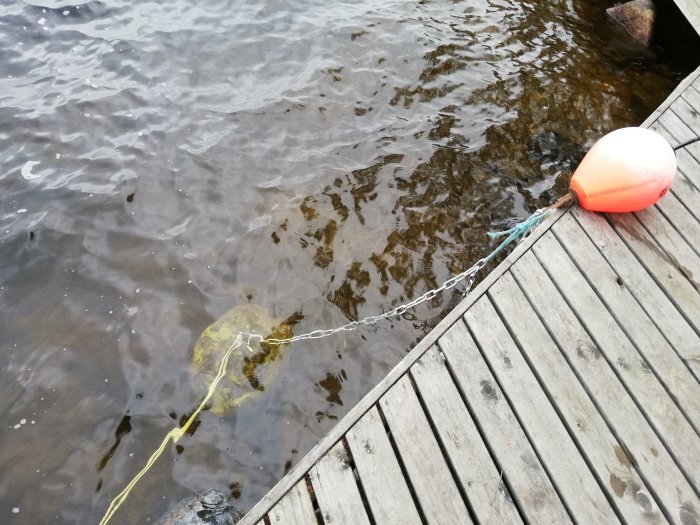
[98,334,245,525]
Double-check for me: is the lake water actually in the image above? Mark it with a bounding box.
[1,0,698,522]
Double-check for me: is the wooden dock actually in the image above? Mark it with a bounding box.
[237,66,700,525]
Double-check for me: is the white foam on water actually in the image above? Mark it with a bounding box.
[20,161,41,180]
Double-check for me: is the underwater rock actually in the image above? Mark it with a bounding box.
[155,489,244,525]
[191,304,293,416]
[527,130,585,174]
[607,0,656,47]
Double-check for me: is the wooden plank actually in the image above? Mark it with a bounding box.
[680,84,700,122]
[676,94,700,132]
[657,106,698,145]
[380,375,472,524]
[489,270,668,524]
[236,207,571,525]
[551,214,700,427]
[510,251,700,523]
[411,347,524,525]
[606,212,700,334]
[654,192,700,257]
[676,148,700,193]
[531,231,700,492]
[345,406,422,524]
[465,296,620,524]
[267,479,317,525]
[308,441,371,525]
[571,209,700,381]
[631,207,700,286]
[438,320,573,524]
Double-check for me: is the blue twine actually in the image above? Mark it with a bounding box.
[484,208,554,264]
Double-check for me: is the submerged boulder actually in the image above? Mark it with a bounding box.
[607,0,656,47]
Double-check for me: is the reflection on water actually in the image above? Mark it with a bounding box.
[0,0,698,522]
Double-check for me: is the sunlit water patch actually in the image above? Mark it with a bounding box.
[0,0,698,522]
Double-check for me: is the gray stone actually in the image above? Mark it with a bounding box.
[155,489,244,525]
[607,0,656,46]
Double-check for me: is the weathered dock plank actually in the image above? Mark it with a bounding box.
[570,209,700,382]
[308,441,371,525]
[411,347,523,524]
[438,321,572,525]
[345,406,422,524]
[552,214,700,428]
[465,297,619,523]
[607,211,700,333]
[266,479,317,524]
[511,249,699,523]
[489,271,667,524]
[380,375,472,524]
[532,232,700,492]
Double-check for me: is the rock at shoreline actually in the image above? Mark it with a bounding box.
[607,0,656,46]
[155,489,243,525]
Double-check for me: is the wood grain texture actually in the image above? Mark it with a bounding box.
[308,441,371,525]
[632,206,700,286]
[345,406,422,524]
[653,191,700,257]
[532,231,700,493]
[571,209,700,382]
[465,296,619,524]
[411,346,524,524]
[552,213,700,427]
[511,251,700,524]
[266,479,317,525]
[607,212,700,334]
[438,320,572,525]
[489,270,668,524]
[380,375,472,525]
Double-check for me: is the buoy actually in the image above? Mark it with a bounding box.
[565,127,676,213]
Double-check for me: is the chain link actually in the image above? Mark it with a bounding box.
[241,257,489,347]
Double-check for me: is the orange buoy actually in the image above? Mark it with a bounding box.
[568,127,676,213]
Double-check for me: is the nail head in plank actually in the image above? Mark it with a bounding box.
[267,479,317,525]
[532,231,700,492]
[345,406,422,524]
[438,320,572,524]
[511,250,700,524]
[380,374,472,524]
[411,346,524,525]
[465,296,620,524]
[308,441,371,525]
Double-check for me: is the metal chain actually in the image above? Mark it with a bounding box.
[240,257,489,347]
[238,206,554,348]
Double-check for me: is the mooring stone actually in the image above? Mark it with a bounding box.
[606,0,656,46]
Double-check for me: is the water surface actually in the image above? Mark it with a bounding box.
[0,0,697,522]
